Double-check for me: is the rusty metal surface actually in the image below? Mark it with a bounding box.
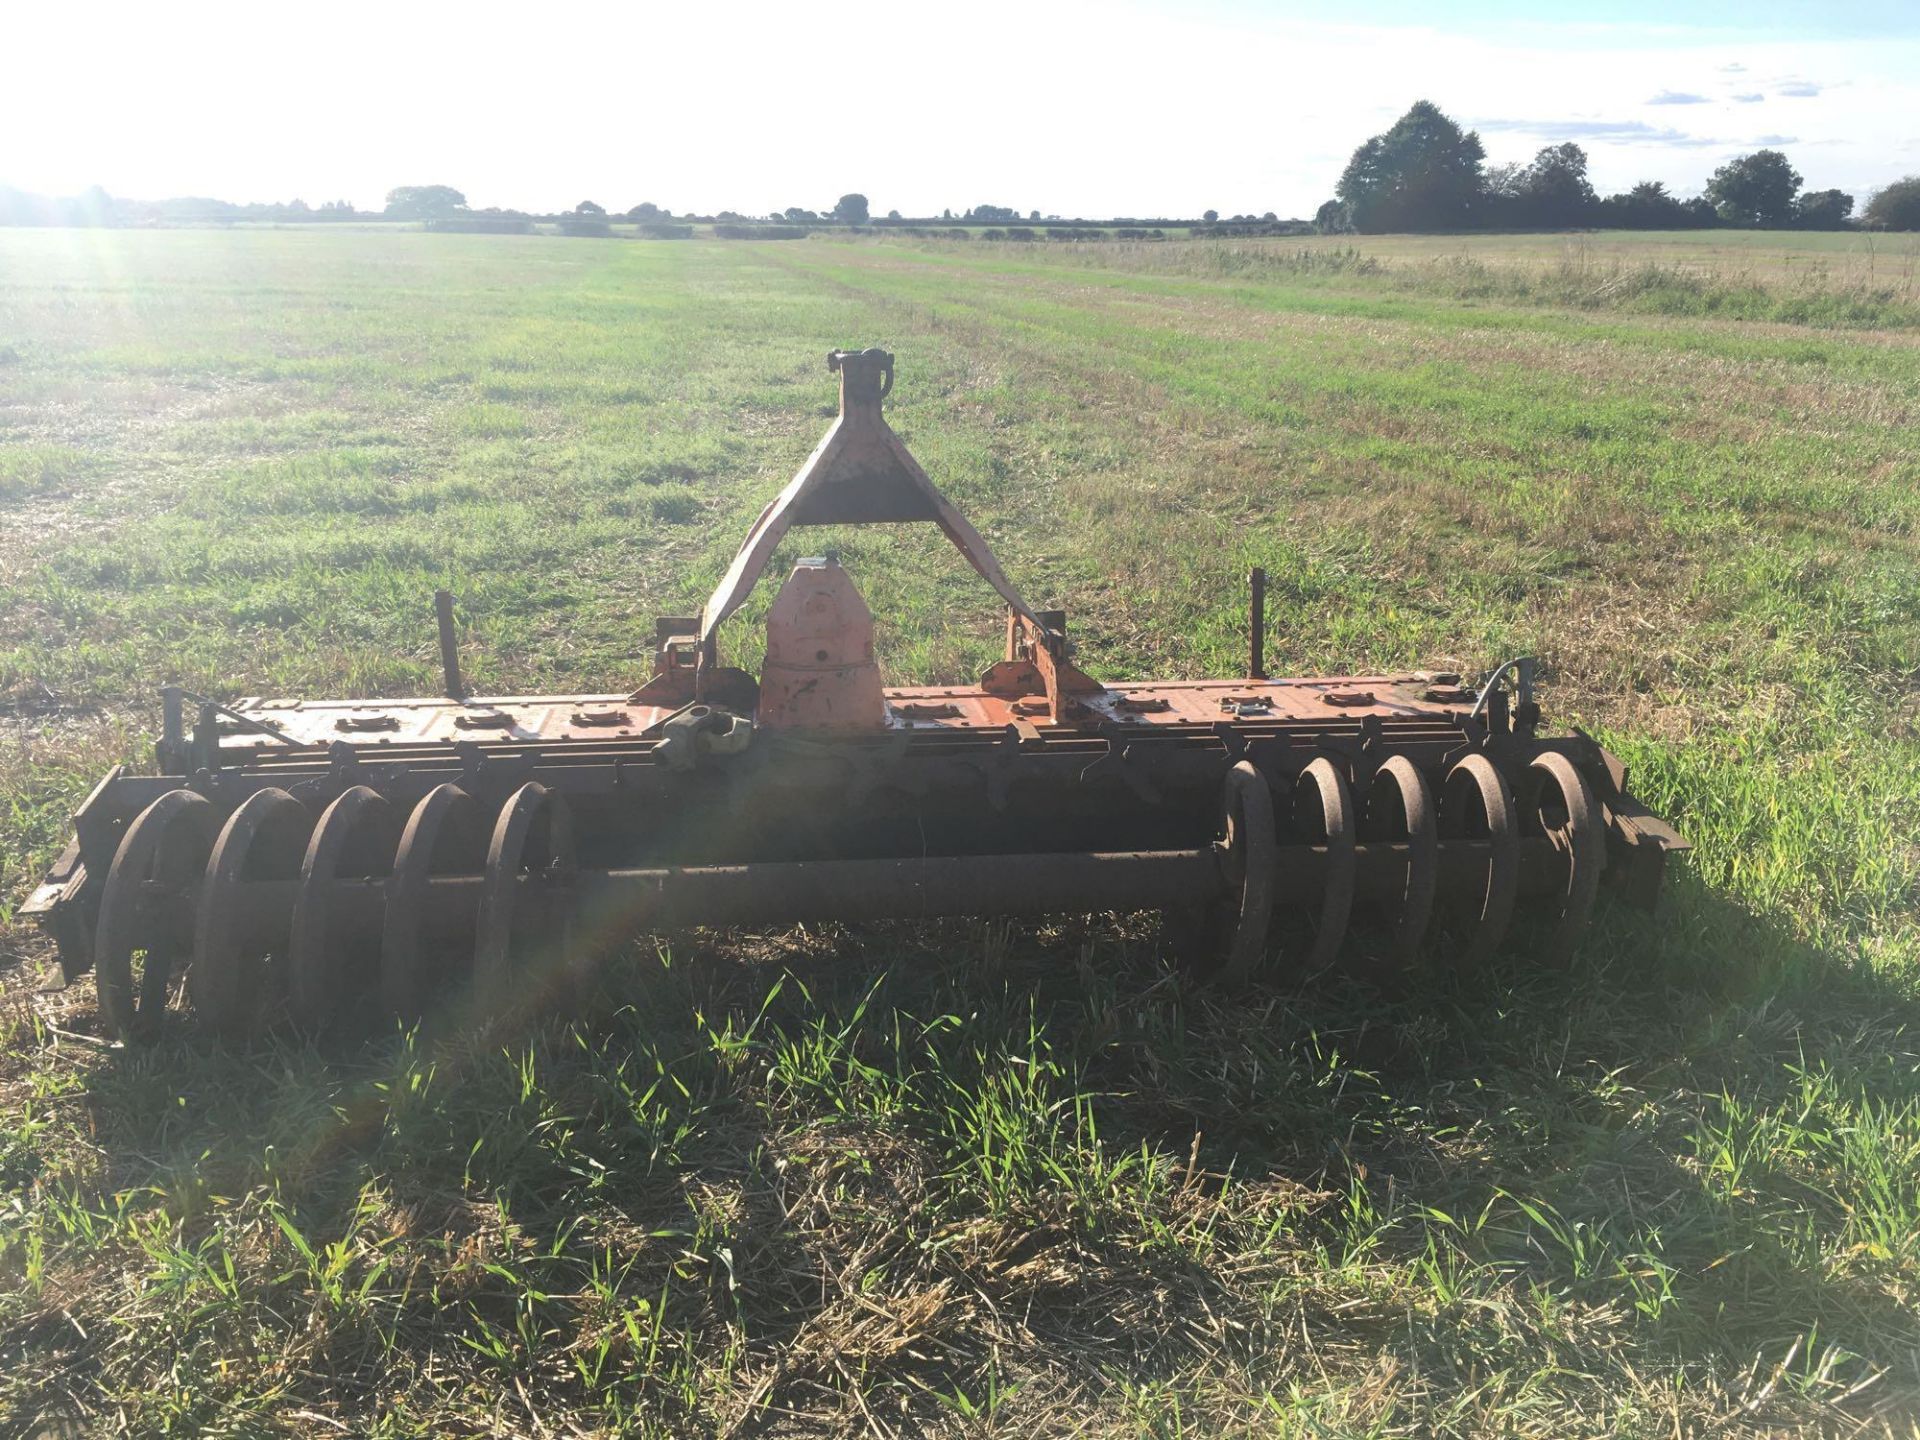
[884,672,1482,730]
[174,836,1585,942]
[215,672,1489,752]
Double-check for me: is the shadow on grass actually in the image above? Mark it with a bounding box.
[8,874,1919,1435]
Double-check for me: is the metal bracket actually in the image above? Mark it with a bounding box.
[175,688,303,748]
[1470,656,1535,721]
[695,351,1051,682]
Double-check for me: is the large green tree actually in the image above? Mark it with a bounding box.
[383,185,467,219]
[831,192,869,224]
[1864,176,1920,230]
[1597,179,1699,229]
[1335,100,1486,232]
[1705,150,1801,227]
[1517,142,1596,226]
[1483,143,1594,227]
[1794,188,1853,229]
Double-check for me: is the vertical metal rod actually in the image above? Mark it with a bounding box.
[1247,567,1267,680]
[195,702,220,771]
[435,589,465,701]
[160,686,185,773]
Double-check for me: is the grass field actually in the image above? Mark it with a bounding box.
[1,227,1917,1436]
[902,228,1920,329]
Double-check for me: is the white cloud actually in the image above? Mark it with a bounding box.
[1476,120,1718,146]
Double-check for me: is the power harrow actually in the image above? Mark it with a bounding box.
[22,350,1687,1042]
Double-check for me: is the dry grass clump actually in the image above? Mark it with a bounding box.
[954,229,1920,328]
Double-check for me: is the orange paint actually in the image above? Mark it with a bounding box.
[755,560,886,729]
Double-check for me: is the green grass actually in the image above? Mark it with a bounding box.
[1,227,1918,1435]
[0,443,93,502]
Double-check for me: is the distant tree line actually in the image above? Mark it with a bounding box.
[1317,100,1917,233]
[0,185,359,227]
[0,183,1258,234]
[9,128,1920,235]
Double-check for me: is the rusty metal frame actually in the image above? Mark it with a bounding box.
[697,350,1050,673]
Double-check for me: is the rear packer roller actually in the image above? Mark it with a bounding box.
[21,350,1688,1042]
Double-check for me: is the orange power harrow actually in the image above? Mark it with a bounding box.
[24,350,1687,1041]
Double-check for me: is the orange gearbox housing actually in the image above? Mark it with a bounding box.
[755,559,887,729]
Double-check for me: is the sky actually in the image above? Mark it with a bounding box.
[4,0,1917,218]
